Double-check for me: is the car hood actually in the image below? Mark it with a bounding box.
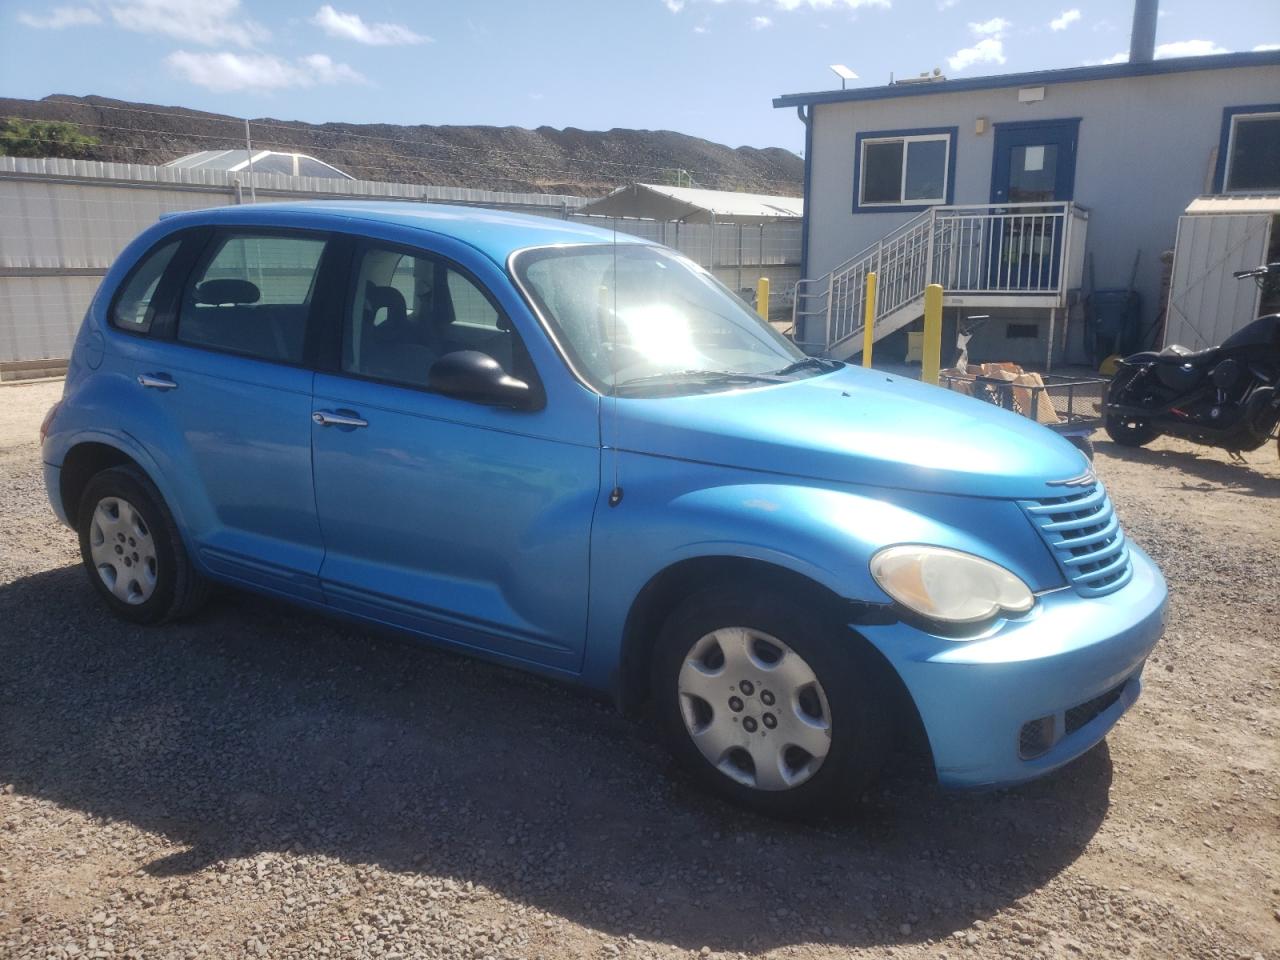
[613,366,1091,500]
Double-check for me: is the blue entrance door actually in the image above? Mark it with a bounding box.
[988,119,1079,290]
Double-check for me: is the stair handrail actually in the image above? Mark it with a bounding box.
[806,201,1086,354]
[819,206,936,282]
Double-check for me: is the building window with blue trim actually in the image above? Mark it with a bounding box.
[1219,107,1280,193]
[854,129,956,211]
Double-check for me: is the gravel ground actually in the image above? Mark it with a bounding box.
[1,377,1277,960]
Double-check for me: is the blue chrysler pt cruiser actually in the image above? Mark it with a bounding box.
[41,202,1167,816]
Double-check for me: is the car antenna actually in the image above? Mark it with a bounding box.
[608,217,624,507]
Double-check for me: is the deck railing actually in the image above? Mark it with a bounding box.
[792,201,1089,353]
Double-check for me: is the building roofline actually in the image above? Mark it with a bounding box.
[772,50,1280,109]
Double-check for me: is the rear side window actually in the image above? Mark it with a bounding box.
[111,240,180,333]
[178,233,326,364]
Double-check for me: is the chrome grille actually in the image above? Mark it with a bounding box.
[1021,483,1132,598]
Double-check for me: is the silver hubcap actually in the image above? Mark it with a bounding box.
[88,496,158,605]
[677,627,832,791]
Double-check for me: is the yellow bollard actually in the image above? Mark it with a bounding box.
[921,283,943,386]
[861,271,878,368]
[755,277,770,321]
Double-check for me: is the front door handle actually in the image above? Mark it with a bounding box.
[137,373,178,391]
[312,409,368,428]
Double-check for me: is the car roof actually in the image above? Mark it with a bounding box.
[157,200,644,264]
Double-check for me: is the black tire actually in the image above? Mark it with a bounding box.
[651,583,891,818]
[1066,435,1096,460]
[1103,414,1159,447]
[1104,368,1160,448]
[77,464,209,624]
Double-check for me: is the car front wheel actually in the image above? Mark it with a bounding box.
[652,584,890,818]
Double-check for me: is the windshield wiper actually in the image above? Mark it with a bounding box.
[613,369,784,393]
[771,356,842,377]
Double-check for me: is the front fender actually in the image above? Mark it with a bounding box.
[580,451,1062,692]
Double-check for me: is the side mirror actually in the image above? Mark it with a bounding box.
[428,350,534,409]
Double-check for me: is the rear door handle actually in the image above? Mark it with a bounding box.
[137,373,178,391]
[312,409,368,428]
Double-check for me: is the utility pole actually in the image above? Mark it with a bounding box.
[244,119,257,203]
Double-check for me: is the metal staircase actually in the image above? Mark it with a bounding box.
[792,201,1089,360]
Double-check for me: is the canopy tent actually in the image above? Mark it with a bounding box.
[578,182,802,225]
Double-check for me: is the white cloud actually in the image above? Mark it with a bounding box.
[166,50,366,91]
[311,4,428,45]
[968,16,1009,36]
[298,53,366,84]
[1154,38,1227,57]
[674,0,889,9]
[948,36,1005,70]
[16,6,101,29]
[1253,43,1280,51]
[1088,39,1230,65]
[948,18,1008,72]
[1050,8,1081,31]
[936,0,959,9]
[750,15,773,29]
[109,0,268,48]
[774,0,890,8]
[693,23,709,33]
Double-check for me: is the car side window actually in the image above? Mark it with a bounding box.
[447,270,502,330]
[177,233,326,364]
[343,244,519,390]
[110,240,181,334]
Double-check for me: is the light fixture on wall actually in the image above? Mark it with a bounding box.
[829,64,859,89]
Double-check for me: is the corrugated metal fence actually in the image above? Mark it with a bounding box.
[0,157,801,372]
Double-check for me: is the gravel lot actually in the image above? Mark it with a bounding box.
[1,377,1277,960]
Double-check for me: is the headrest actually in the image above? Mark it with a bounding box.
[365,283,407,323]
[194,278,260,306]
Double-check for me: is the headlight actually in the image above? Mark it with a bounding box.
[870,545,1034,625]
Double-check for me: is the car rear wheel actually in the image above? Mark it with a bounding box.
[652,584,890,818]
[78,465,208,624]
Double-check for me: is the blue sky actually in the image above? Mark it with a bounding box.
[1,0,1277,155]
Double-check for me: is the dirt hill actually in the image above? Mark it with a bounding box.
[0,94,803,197]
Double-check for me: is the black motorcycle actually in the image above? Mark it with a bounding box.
[1103,262,1280,459]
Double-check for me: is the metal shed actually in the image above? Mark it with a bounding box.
[578,183,803,225]
[166,149,354,180]
[1164,195,1279,349]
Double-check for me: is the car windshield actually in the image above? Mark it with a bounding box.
[513,243,832,395]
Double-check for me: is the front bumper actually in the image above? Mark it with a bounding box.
[860,542,1167,789]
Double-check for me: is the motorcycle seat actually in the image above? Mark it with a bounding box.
[1153,344,1218,364]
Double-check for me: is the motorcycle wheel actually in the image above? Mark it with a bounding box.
[1104,367,1160,448]
[1104,414,1159,447]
